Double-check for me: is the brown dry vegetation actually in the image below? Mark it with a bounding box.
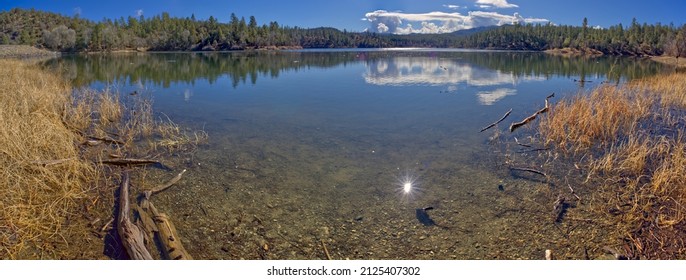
[0,60,94,258]
[0,60,206,259]
[539,72,686,259]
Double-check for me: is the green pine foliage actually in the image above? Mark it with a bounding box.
[1,7,685,57]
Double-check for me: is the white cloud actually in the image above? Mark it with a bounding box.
[475,0,519,9]
[443,4,461,10]
[135,9,144,17]
[73,7,81,16]
[364,10,548,34]
[377,23,390,33]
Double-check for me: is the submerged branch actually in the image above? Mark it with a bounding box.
[144,169,187,199]
[100,158,160,166]
[480,108,513,133]
[509,167,547,177]
[509,94,554,132]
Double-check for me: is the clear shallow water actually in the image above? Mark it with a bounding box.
[46,50,665,259]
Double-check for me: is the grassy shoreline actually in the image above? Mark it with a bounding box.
[0,59,205,259]
[0,45,59,59]
[538,71,686,259]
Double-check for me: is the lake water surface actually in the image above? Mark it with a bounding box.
[46,49,665,259]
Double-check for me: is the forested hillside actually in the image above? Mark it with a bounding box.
[0,8,392,51]
[1,8,685,57]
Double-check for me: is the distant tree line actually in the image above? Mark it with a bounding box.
[0,8,392,51]
[451,18,686,57]
[1,8,685,58]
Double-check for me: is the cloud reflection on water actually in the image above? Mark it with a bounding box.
[364,56,544,105]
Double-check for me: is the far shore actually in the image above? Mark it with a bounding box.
[2,44,683,69]
[650,55,686,68]
[0,45,59,59]
[544,47,604,57]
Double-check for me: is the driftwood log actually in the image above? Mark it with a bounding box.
[146,201,193,260]
[118,172,153,260]
[136,169,193,260]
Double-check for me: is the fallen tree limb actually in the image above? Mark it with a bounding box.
[480,108,512,132]
[144,169,187,199]
[30,157,76,167]
[514,137,532,148]
[117,172,153,260]
[516,148,549,153]
[509,94,554,132]
[134,169,192,260]
[89,135,124,145]
[509,167,547,177]
[100,158,160,166]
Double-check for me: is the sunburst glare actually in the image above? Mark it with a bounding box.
[395,171,422,202]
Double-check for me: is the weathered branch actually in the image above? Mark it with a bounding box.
[514,137,532,148]
[89,135,124,145]
[100,158,160,166]
[117,172,153,260]
[30,157,76,167]
[509,167,547,177]
[144,169,187,199]
[134,169,192,260]
[516,148,549,153]
[480,108,512,132]
[509,94,554,132]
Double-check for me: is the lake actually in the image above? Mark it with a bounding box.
[44,49,665,259]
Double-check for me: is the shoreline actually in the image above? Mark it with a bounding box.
[650,55,686,68]
[3,44,681,64]
[0,45,60,59]
[543,47,604,57]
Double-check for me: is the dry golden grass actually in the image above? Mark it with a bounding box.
[540,85,652,154]
[539,72,686,258]
[97,88,123,126]
[0,60,207,259]
[0,60,94,258]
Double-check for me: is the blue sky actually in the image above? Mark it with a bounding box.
[3,0,685,34]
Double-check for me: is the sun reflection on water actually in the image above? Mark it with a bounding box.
[395,170,423,202]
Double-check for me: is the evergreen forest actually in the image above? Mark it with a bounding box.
[1,8,685,58]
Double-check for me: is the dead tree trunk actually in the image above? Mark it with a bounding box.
[118,171,153,260]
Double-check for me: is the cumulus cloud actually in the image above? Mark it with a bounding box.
[443,4,461,10]
[377,23,389,33]
[475,0,519,9]
[135,9,144,17]
[73,7,82,16]
[364,10,548,34]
